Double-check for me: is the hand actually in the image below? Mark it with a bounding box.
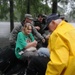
[35,26,40,30]
[33,40,37,44]
[45,34,50,39]
[33,40,38,47]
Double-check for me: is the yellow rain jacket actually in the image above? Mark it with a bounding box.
[46,21,75,75]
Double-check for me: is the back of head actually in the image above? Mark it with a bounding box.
[38,14,43,18]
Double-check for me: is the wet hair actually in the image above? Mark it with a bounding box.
[23,23,32,40]
[38,14,43,18]
[23,23,32,29]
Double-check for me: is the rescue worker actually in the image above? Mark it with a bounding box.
[46,14,75,75]
[26,14,75,75]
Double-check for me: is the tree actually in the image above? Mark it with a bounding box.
[0,0,9,20]
[30,0,51,16]
[15,0,51,20]
[52,0,57,14]
[27,0,30,14]
[9,0,14,32]
[58,0,75,22]
[0,0,51,21]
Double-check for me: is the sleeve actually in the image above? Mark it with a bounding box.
[45,34,69,75]
[17,32,27,49]
[9,25,22,44]
[31,24,44,40]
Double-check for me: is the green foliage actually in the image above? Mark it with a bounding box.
[0,0,51,21]
[30,0,51,16]
[15,0,51,21]
[0,0,9,20]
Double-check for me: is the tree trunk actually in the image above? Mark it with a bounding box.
[45,0,47,14]
[52,0,57,14]
[9,0,14,32]
[27,0,30,14]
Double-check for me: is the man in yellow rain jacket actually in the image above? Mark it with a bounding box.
[26,14,75,75]
[46,14,75,75]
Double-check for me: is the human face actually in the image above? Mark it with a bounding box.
[25,18,32,23]
[38,16,43,23]
[24,25,32,35]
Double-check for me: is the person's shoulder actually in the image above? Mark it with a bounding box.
[15,24,22,27]
[18,31,22,35]
[14,24,22,28]
[14,24,22,32]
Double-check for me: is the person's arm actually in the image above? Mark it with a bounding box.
[35,26,40,30]
[31,23,45,41]
[16,32,37,50]
[9,25,22,45]
[26,40,37,49]
[46,33,69,75]
[26,33,37,48]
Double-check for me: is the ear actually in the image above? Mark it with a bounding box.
[52,20,57,30]
[52,20,56,25]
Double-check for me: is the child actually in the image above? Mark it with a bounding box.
[15,23,38,61]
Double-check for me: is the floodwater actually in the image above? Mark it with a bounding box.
[0,22,75,38]
[0,22,20,38]
[0,22,75,48]
[0,22,20,48]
